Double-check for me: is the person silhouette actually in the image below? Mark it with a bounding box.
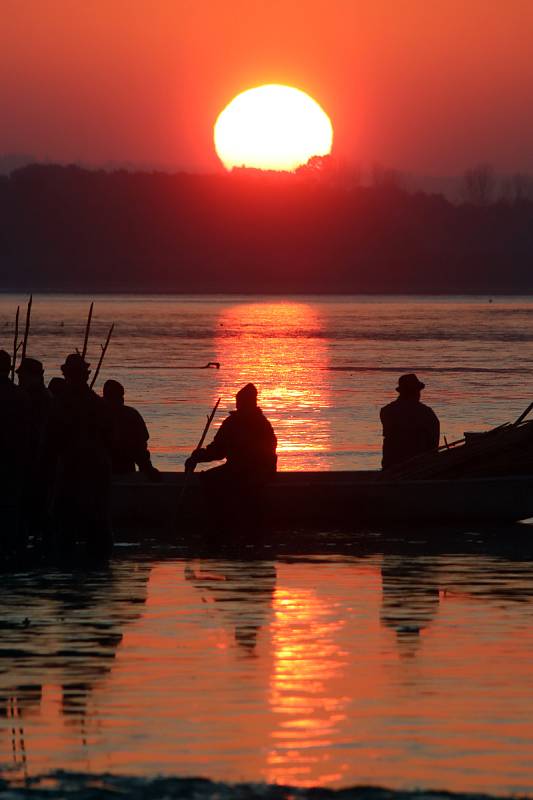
[380,373,440,470]
[46,353,113,554]
[186,384,276,478]
[185,384,277,523]
[102,379,160,481]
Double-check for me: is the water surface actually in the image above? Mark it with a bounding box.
[1,534,532,793]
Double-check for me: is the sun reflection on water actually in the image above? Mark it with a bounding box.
[266,586,350,786]
[212,302,331,470]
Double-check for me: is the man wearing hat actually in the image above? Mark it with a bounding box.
[46,353,113,552]
[17,357,52,451]
[186,382,277,500]
[380,373,440,470]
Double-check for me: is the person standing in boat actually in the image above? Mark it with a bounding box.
[380,373,440,469]
[102,379,160,481]
[0,350,30,552]
[185,383,277,502]
[16,357,53,539]
[46,353,113,554]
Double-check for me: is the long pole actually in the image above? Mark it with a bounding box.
[20,294,32,362]
[178,397,221,512]
[514,401,533,427]
[81,301,94,360]
[10,306,19,383]
[89,323,114,389]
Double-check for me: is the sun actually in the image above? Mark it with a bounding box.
[214,84,333,172]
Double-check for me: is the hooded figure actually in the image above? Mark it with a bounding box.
[380,373,440,470]
[186,383,277,482]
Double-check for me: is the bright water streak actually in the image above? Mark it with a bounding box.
[1,294,533,470]
[0,547,532,793]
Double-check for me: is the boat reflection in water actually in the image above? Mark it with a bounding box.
[212,302,332,470]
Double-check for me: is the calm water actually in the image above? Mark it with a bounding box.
[1,293,533,470]
[1,295,533,793]
[0,540,532,793]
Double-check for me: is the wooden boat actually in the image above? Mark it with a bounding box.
[111,471,533,531]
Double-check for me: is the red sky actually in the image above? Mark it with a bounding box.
[2,0,533,174]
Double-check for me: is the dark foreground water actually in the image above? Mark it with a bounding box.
[1,295,533,796]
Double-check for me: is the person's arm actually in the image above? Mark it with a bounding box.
[185,419,228,470]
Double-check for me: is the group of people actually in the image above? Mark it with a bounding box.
[1,344,440,551]
[0,349,158,552]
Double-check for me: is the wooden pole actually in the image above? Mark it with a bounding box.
[513,401,533,427]
[10,306,19,383]
[177,397,221,513]
[89,323,114,389]
[20,294,32,362]
[81,301,94,360]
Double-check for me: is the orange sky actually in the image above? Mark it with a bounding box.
[2,0,533,174]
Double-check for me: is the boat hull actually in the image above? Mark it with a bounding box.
[111,471,533,531]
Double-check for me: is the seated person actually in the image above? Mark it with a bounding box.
[380,373,440,469]
[185,383,277,489]
[102,379,160,481]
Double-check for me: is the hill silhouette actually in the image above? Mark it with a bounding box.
[1,163,532,293]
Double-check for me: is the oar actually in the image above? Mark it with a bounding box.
[81,301,94,360]
[10,306,19,383]
[20,294,32,362]
[178,397,221,509]
[89,323,114,389]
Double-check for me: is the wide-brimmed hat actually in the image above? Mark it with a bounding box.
[61,353,90,375]
[16,357,44,376]
[396,373,425,393]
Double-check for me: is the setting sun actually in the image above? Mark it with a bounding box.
[214,84,333,172]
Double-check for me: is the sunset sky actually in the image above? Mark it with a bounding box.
[2,0,533,175]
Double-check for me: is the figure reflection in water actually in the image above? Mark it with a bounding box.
[380,555,440,657]
[185,560,276,656]
[185,384,277,530]
[0,562,151,772]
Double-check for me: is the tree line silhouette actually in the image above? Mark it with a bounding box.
[1,161,532,293]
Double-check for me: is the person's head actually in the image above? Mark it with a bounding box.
[0,349,10,378]
[16,357,44,390]
[48,376,67,398]
[103,379,125,406]
[236,382,258,411]
[61,353,90,386]
[396,373,425,400]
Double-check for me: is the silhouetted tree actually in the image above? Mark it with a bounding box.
[501,172,533,204]
[371,163,404,190]
[460,163,496,205]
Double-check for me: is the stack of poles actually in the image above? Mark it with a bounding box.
[388,406,533,481]
[9,297,114,389]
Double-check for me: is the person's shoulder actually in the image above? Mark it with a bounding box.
[419,402,439,419]
[380,399,397,415]
[123,404,146,423]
